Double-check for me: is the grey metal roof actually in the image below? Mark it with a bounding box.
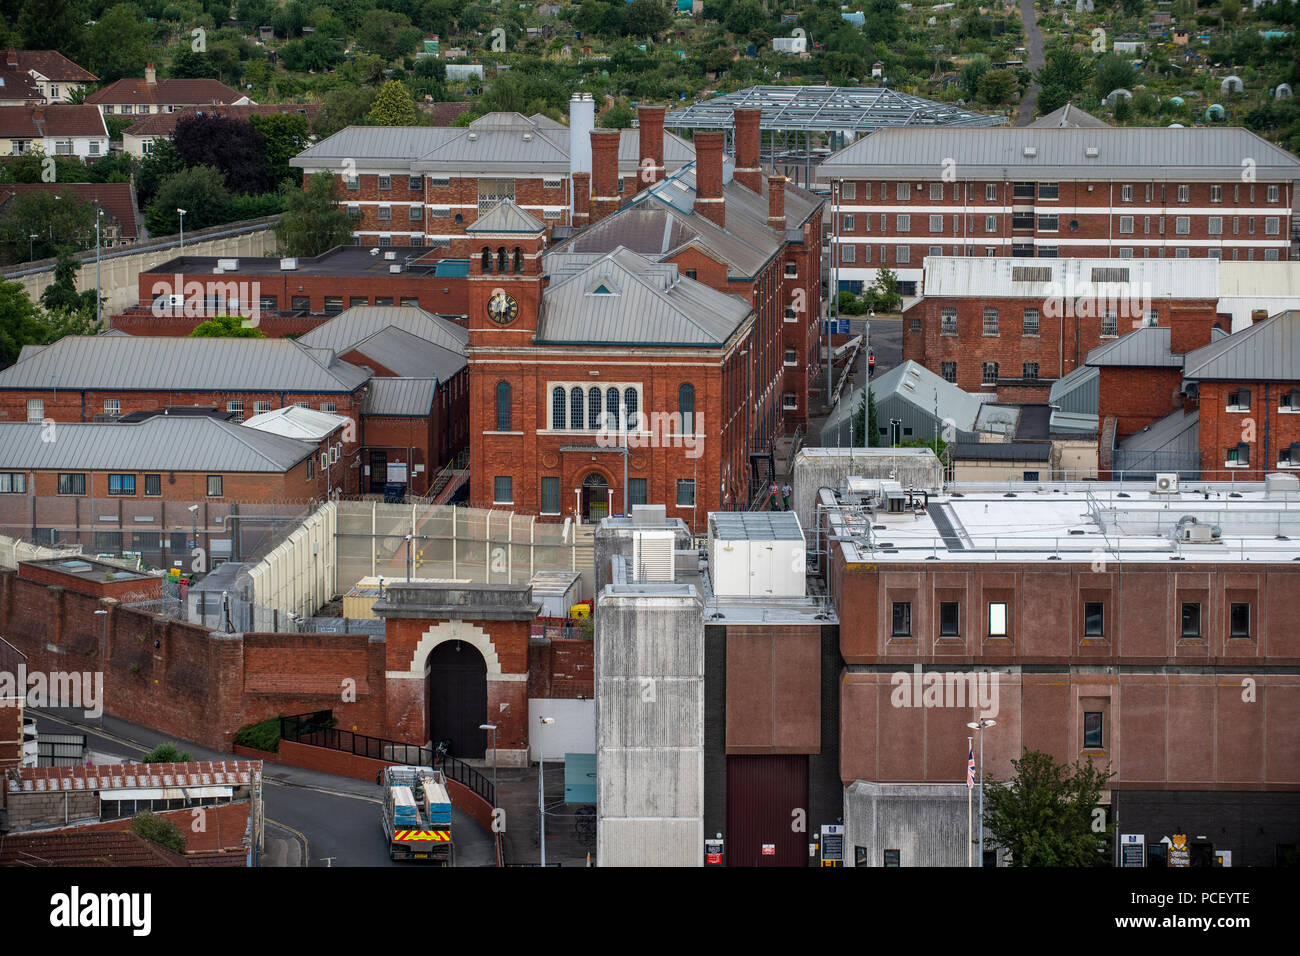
[1117,407,1199,455]
[709,511,803,541]
[349,326,467,380]
[817,127,1300,181]
[1048,410,1099,435]
[297,305,468,357]
[952,441,1052,462]
[1048,363,1100,415]
[466,199,545,234]
[538,247,752,347]
[242,405,351,441]
[1027,104,1111,129]
[362,377,438,416]
[870,360,984,432]
[0,336,371,392]
[0,417,315,471]
[1182,309,1300,382]
[667,86,1005,133]
[1085,326,1181,368]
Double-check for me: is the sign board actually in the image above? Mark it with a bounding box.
[388,462,408,482]
[704,838,723,865]
[1168,834,1190,868]
[820,824,844,865]
[761,844,776,856]
[1120,834,1145,867]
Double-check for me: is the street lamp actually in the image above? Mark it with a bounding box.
[28,233,37,261]
[94,609,108,726]
[967,718,996,867]
[177,207,187,252]
[479,723,498,803]
[94,207,103,329]
[538,716,555,866]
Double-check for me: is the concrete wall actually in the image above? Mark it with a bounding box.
[246,502,338,621]
[528,697,595,760]
[595,586,704,867]
[791,447,944,532]
[844,780,977,867]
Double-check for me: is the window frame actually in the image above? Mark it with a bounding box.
[1229,602,1251,638]
[57,473,86,496]
[107,473,136,497]
[206,475,223,498]
[1083,601,1104,637]
[891,601,912,637]
[938,601,959,637]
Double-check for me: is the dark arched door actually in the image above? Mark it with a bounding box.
[582,472,608,523]
[426,640,487,759]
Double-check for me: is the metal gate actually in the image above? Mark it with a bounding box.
[725,754,809,867]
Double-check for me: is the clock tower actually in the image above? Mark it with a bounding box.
[464,200,547,350]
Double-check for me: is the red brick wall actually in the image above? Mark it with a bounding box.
[528,638,594,699]
[0,386,365,426]
[1197,380,1300,479]
[1098,366,1184,439]
[18,561,163,603]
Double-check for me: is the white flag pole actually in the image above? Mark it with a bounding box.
[967,735,973,868]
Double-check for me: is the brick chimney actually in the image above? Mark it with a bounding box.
[5,49,17,68]
[635,104,665,193]
[693,131,725,228]
[589,128,621,222]
[733,108,763,193]
[767,174,786,231]
[145,63,157,85]
[572,171,591,226]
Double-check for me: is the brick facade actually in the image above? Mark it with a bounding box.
[1197,380,1300,479]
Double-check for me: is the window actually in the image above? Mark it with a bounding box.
[891,602,912,637]
[1011,212,1034,230]
[1282,388,1300,411]
[1180,602,1201,638]
[785,307,797,323]
[941,362,957,383]
[784,348,797,366]
[1265,217,1280,236]
[588,386,602,430]
[1084,602,1104,637]
[323,296,343,314]
[207,475,223,497]
[552,387,566,430]
[1101,312,1117,336]
[840,183,855,200]
[1210,184,1222,203]
[982,362,999,384]
[1037,214,1058,232]
[939,602,959,637]
[321,402,338,414]
[676,479,695,507]
[0,473,25,493]
[1174,216,1189,235]
[429,176,449,188]
[984,215,997,233]
[684,269,697,280]
[108,474,135,496]
[628,478,647,507]
[1022,362,1039,379]
[377,205,392,220]
[492,381,512,431]
[1266,249,1279,262]
[58,473,85,495]
[1038,182,1059,200]
[493,476,513,504]
[929,183,943,201]
[896,214,910,232]
[378,175,392,190]
[605,388,621,430]
[1012,182,1035,199]
[895,246,909,264]
[1083,712,1103,749]
[929,215,943,233]
[784,262,798,278]
[1267,184,1279,203]
[1208,216,1222,236]
[1227,388,1251,411]
[840,244,855,264]
[1120,184,1133,202]
[409,175,422,191]
[909,318,921,333]
[988,602,1008,637]
[1282,442,1300,465]
[1022,309,1039,335]
[1038,246,1058,258]
[89,141,99,156]
[99,398,121,418]
[26,399,43,422]
[842,214,854,231]
[1228,442,1250,466]
[1174,248,1189,259]
[941,308,957,334]
[409,204,422,221]
[985,183,997,202]
[783,392,797,409]
[895,182,909,201]
[144,474,161,496]
[1176,184,1189,203]
[982,308,998,335]
[1119,216,1134,234]
[1229,602,1251,638]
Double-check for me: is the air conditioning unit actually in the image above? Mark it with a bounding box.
[1183,523,1216,543]
[1154,473,1179,494]
[631,530,674,583]
[217,258,239,270]
[383,251,397,260]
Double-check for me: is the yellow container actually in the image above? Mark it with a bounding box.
[570,603,590,620]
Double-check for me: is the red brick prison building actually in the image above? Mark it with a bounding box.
[818,482,1300,867]
[465,201,755,530]
[904,256,1221,393]
[290,95,701,248]
[817,127,1300,296]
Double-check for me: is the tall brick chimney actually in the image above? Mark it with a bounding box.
[733,108,763,193]
[572,171,591,226]
[5,49,17,68]
[693,131,725,228]
[767,174,786,231]
[635,104,665,193]
[145,63,157,85]
[589,128,621,222]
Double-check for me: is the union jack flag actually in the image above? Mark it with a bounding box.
[967,745,975,789]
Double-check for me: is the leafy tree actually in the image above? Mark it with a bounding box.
[169,47,217,79]
[1,153,91,185]
[983,750,1116,867]
[275,173,355,258]
[367,80,419,126]
[82,4,156,84]
[136,140,186,209]
[17,0,85,60]
[961,55,991,98]
[871,268,901,312]
[249,113,311,188]
[626,0,673,37]
[40,252,98,315]
[1093,53,1135,100]
[0,191,97,262]
[172,114,271,195]
[1120,0,1144,15]
[145,166,231,235]
[314,86,379,138]
[279,34,345,72]
[189,314,266,337]
[725,0,767,37]
[143,741,194,762]
[131,810,187,854]
[0,280,46,367]
[359,9,423,59]
[853,385,880,446]
[87,152,139,184]
[1036,44,1094,106]
[978,68,1017,105]
[1037,83,1074,116]
[597,100,635,128]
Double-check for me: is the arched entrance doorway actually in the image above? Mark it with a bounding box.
[426,640,487,759]
[582,472,609,522]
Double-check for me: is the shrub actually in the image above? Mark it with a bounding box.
[131,810,187,854]
[142,741,193,763]
[234,715,283,753]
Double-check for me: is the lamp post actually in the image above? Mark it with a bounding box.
[967,717,996,867]
[94,609,108,726]
[94,208,103,329]
[479,723,498,802]
[177,207,187,252]
[28,233,37,261]
[538,715,555,866]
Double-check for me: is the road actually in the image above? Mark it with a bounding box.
[1015,0,1047,126]
[26,708,496,867]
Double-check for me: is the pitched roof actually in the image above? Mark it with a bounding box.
[1182,309,1300,382]
[0,181,139,238]
[0,336,370,392]
[1085,326,1181,368]
[870,359,984,432]
[0,104,106,138]
[242,405,352,441]
[1048,362,1099,415]
[363,377,438,416]
[68,802,251,857]
[0,417,318,472]
[86,77,239,106]
[1116,407,1199,456]
[123,102,319,138]
[348,326,468,380]
[420,101,472,126]
[4,49,97,83]
[0,831,188,867]
[9,761,261,793]
[538,247,752,346]
[296,305,468,362]
[466,199,545,235]
[0,105,38,136]
[1027,104,1111,129]
[0,67,41,102]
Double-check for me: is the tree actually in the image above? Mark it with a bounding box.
[853,385,880,446]
[279,34,345,72]
[1036,44,1094,105]
[961,55,991,98]
[367,80,419,126]
[189,314,266,337]
[131,810,187,855]
[597,100,635,128]
[136,140,186,209]
[626,0,673,37]
[145,166,231,235]
[172,114,272,196]
[977,68,1017,105]
[1094,52,1135,100]
[249,113,311,188]
[82,4,155,84]
[0,191,97,263]
[275,174,355,258]
[314,86,379,138]
[359,9,423,59]
[17,0,85,60]
[0,280,46,367]
[871,268,901,312]
[143,741,194,762]
[169,47,218,79]
[983,750,1116,867]
[87,152,139,184]
[40,252,98,315]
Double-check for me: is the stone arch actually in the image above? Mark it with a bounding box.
[406,619,504,678]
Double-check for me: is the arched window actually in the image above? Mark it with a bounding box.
[480,247,492,272]
[513,247,523,273]
[624,388,638,432]
[495,381,512,431]
[679,383,695,432]
[551,386,566,430]
[570,387,584,431]
[588,386,602,430]
[497,246,508,273]
[606,387,621,431]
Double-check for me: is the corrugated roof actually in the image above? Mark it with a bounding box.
[1085,326,1181,368]
[1182,309,1300,381]
[350,326,467,379]
[710,511,803,541]
[918,255,1217,300]
[1117,407,1199,455]
[296,305,467,379]
[466,199,545,234]
[0,336,370,392]
[363,377,437,416]
[818,127,1300,181]
[870,359,985,432]
[242,405,351,441]
[0,418,316,472]
[1049,363,1100,414]
[1027,104,1111,129]
[952,441,1052,462]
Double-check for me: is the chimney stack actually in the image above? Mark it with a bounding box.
[733,108,763,193]
[589,128,622,222]
[635,104,665,193]
[692,131,725,228]
[5,49,17,68]
[145,63,157,85]
[767,174,786,231]
[572,171,591,226]
[568,92,594,176]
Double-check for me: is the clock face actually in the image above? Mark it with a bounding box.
[487,292,519,325]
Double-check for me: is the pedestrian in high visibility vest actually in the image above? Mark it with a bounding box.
[782,483,792,511]
[769,482,780,510]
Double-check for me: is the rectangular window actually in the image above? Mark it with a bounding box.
[984,215,997,233]
[1208,216,1222,235]
[1119,216,1134,234]
[929,183,943,201]
[841,182,855,200]
[377,205,392,220]
[1022,309,1039,335]
[1084,602,1104,637]
[1022,362,1039,379]
[1265,217,1280,236]
[1013,182,1035,200]
[305,457,314,480]
[896,214,910,233]
[676,478,695,507]
[1038,182,1059,200]
[108,474,135,496]
[1210,184,1222,203]
[988,602,1008,637]
[429,176,449,188]
[1083,712,1103,749]
[0,473,26,493]
[941,362,957,383]
[895,246,909,264]
[1101,313,1118,336]
[1227,388,1251,411]
[983,308,998,335]
[144,474,161,496]
[409,204,422,221]
[1121,184,1133,202]
[493,476,513,504]
[1176,184,1189,202]
[1180,602,1201,638]
[102,399,121,417]
[891,602,912,637]
[784,263,798,277]
[628,478,647,507]
[1037,214,1058,232]
[895,182,910,201]
[345,175,359,191]
[323,296,343,314]
[540,476,559,514]
[840,244,855,264]
[982,362,999,384]
[292,295,310,311]
[1266,184,1279,203]
[939,601,959,637]
[842,214,854,231]
[378,235,392,247]
[928,214,943,233]
[784,348,797,366]
[58,473,85,495]
[260,294,279,311]
[985,183,997,202]
[26,399,43,422]
[1230,603,1250,638]
[227,401,244,423]
[1175,216,1190,235]
[207,475,223,497]
[321,402,338,414]
[378,175,392,190]
[1011,212,1034,230]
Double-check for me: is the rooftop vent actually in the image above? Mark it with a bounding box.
[1085,145,1099,157]
[383,251,397,260]
[632,530,674,583]
[1022,146,1037,157]
[217,258,239,270]
[280,257,297,270]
